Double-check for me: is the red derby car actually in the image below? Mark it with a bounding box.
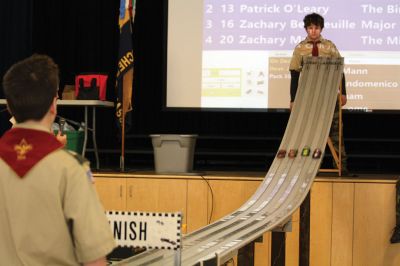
[277,149,286,158]
[312,148,322,159]
[288,149,298,158]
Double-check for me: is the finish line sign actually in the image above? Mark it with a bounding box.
[106,211,182,250]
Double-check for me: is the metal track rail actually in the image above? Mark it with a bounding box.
[116,57,344,266]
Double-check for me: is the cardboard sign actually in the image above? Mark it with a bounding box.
[106,211,182,250]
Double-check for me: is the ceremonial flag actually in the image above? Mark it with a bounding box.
[116,0,135,131]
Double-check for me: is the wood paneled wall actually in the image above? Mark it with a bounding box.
[94,173,400,266]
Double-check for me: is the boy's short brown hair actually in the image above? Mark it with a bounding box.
[303,13,324,29]
[2,54,59,123]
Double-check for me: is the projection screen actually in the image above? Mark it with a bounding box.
[166,0,400,111]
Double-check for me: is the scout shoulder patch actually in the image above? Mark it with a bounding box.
[64,150,93,183]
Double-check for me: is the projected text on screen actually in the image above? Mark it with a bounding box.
[167,0,400,111]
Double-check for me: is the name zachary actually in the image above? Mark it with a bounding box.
[239,20,286,31]
[239,35,286,46]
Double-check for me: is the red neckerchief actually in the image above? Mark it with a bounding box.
[308,40,321,56]
[0,128,63,178]
[306,36,323,57]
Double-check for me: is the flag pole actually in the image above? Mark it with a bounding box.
[118,0,135,171]
[120,98,125,172]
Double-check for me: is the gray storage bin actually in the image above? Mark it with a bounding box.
[150,134,197,173]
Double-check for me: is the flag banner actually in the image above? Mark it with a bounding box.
[116,0,136,131]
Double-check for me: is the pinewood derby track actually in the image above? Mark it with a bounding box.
[115,56,345,266]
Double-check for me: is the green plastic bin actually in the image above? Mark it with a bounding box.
[54,130,84,154]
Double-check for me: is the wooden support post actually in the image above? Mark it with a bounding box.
[319,81,343,176]
[299,192,311,266]
[271,232,286,266]
[237,241,255,266]
[237,237,262,266]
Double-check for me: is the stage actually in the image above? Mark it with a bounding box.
[94,171,400,266]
